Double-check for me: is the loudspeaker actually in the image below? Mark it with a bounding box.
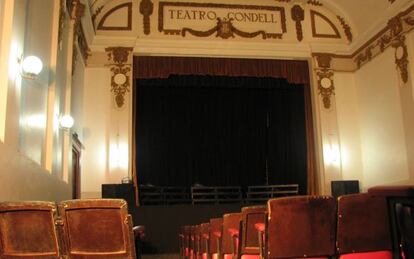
[102,184,135,213]
[331,180,359,198]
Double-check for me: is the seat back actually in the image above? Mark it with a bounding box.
[240,206,267,255]
[209,218,223,255]
[58,199,136,258]
[222,213,242,256]
[200,223,210,255]
[0,201,61,258]
[267,196,336,258]
[337,193,392,256]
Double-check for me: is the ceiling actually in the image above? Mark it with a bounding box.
[87,0,413,44]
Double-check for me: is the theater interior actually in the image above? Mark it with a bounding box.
[0,0,414,258]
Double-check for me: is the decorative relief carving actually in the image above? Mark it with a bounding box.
[91,5,104,28]
[389,0,396,3]
[388,16,403,37]
[97,3,132,31]
[337,16,352,42]
[70,0,86,75]
[158,2,287,40]
[140,0,154,35]
[307,0,323,6]
[315,54,332,68]
[316,69,335,109]
[105,47,133,108]
[291,5,305,41]
[181,18,282,39]
[392,36,409,83]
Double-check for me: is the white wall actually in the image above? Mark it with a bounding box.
[353,47,411,189]
[0,0,79,201]
[334,72,364,183]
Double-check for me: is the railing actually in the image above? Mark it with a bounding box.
[191,186,242,204]
[245,184,299,204]
[139,184,299,206]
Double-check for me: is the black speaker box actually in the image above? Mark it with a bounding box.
[331,180,359,198]
[102,184,135,213]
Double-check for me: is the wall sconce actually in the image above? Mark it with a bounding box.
[59,115,74,131]
[19,55,43,79]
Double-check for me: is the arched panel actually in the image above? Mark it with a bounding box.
[97,2,132,31]
[310,10,341,39]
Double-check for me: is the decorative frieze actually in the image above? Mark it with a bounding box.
[105,47,133,108]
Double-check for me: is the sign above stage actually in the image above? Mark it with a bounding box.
[158,2,287,39]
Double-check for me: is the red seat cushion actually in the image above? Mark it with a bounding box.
[202,253,208,259]
[241,255,260,259]
[339,250,393,259]
[212,253,219,259]
[224,254,233,259]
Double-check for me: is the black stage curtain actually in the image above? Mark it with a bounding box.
[135,75,307,194]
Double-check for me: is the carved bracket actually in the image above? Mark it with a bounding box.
[106,47,134,108]
[140,0,154,35]
[392,35,409,84]
[291,5,305,41]
[316,69,335,109]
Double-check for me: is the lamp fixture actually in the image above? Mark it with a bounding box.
[19,55,43,79]
[59,115,74,130]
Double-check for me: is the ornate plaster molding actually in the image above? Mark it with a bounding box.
[97,3,132,31]
[316,69,335,109]
[337,16,352,42]
[105,47,133,108]
[140,0,154,35]
[181,18,282,40]
[311,3,414,78]
[307,0,323,6]
[392,35,409,84]
[291,5,305,41]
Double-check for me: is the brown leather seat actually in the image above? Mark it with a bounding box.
[267,196,336,259]
[336,193,392,259]
[0,201,61,258]
[222,212,242,259]
[240,205,267,259]
[58,199,136,258]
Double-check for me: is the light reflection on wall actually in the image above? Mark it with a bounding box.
[323,142,341,167]
[109,142,129,170]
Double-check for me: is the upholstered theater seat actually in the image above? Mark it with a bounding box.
[200,223,210,259]
[337,193,392,259]
[367,185,414,259]
[0,201,61,258]
[222,212,242,259]
[240,205,267,259]
[267,196,336,259]
[58,199,136,258]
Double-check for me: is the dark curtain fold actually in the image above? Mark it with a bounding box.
[132,56,318,196]
[136,75,307,193]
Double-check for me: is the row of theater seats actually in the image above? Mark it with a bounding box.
[179,186,414,259]
[0,199,144,258]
